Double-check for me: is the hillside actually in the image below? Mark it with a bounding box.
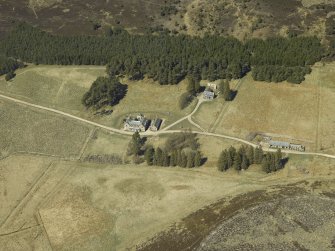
[1,0,335,44]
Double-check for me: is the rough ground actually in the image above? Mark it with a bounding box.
[138,180,335,251]
[1,0,335,42]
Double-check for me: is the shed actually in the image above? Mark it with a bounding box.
[150,119,162,131]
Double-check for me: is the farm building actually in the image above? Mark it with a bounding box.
[203,90,215,100]
[267,140,305,152]
[268,140,290,149]
[207,82,218,90]
[289,144,305,152]
[150,118,163,131]
[124,115,150,132]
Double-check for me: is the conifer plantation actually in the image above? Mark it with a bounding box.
[217,145,285,173]
[0,23,324,84]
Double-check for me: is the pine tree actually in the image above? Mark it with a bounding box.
[194,80,201,93]
[262,154,271,173]
[187,152,194,168]
[5,71,15,81]
[218,151,227,171]
[246,146,254,165]
[162,150,170,167]
[275,149,283,171]
[241,155,248,170]
[187,77,195,94]
[254,146,264,164]
[228,146,236,168]
[181,152,187,167]
[222,80,232,101]
[127,132,142,156]
[194,151,201,167]
[154,147,163,166]
[144,146,155,165]
[177,149,182,167]
[233,153,242,171]
[170,150,177,166]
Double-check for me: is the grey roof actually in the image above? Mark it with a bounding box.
[153,119,162,128]
[127,120,142,127]
[204,90,214,97]
[268,140,290,148]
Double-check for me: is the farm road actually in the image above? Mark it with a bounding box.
[0,93,335,160]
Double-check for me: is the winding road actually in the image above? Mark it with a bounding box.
[0,93,334,160]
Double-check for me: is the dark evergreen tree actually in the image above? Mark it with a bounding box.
[218,150,228,171]
[187,152,194,168]
[227,146,236,169]
[82,76,127,109]
[162,150,170,167]
[194,151,201,167]
[254,146,264,164]
[0,23,324,86]
[181,152,187,167]
[127,132,142,156]
[170,150,177,166]
[176,149,182,167]
[221,80,232,101]
[154,147,163,166]
[144,146,155,166]
[246,146,254,165]
[241,155,248,170]
[233,152,242,171]
[5,71,15,81]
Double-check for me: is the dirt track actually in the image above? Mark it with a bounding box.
[0,92,334,160]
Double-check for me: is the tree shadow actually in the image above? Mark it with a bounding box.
[230,90,238,101]
[200,157,208,166]
[281,157,289,168]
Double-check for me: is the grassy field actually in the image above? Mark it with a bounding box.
[0,99,92,158]
[0,65,106,114]
[1,147,335,250]
[38,162,267,251]
[192,98,225,131]
[0,155,54,224]
[213,73,319,151]
[192,63,335,155]
[0,65,195,129]
[308,62,335,154]
[82,129,130,158]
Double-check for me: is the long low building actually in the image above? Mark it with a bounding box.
[268,140,305,152]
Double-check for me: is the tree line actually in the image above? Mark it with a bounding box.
[0,56,23,80]
[0,23,324,84]
[218,145,285,173]
[127,131,203,168]
[144,146,202,168]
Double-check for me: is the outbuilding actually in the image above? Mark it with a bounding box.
[150,118,163,131]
